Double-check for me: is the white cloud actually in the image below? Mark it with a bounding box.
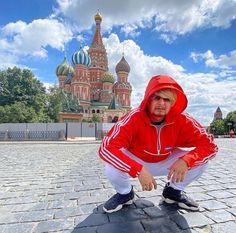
[103,33,236,125]
[56,0,236,42]
[0,18,73,63]
[190,50,236,69]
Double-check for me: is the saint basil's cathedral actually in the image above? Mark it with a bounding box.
[55,12,132,123]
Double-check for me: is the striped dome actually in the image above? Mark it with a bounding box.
[72,46,91,67]
[56,57,74,76]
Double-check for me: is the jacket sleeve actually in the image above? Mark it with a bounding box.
[177,113,218,169]
[98,110,143,178]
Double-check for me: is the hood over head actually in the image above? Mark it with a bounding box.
[140,75,188,122]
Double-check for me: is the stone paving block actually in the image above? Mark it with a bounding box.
[4,196,40,205]
[204,209,235,223]
[74,214,90,225]
[220,197,236,207]
[64,191,89,200]
[211,221,236,233]
[20,210,54,222]
[47,187,72,195]
[0,140,236,232]
[34,219,73,233]
[54,207,84,219]
[80,203,97,215]
[134,198,155,208]
[227,207,236,216]
[191,192,214,201]
[227,189,236,195]
[47,200,76,209]
[77,193,108,205]
[192,225,212,233]
[185,186,205,193]
[199,200,228,210]
[71,226,97,233]
[207,190,235,199]
[0,212,22,224]
[97,221,145,233]
[108,208,148,222]
[222,183,236,189]
[75,213,109,228]
[0,222,35,233]
[170,212,214,229]
[141,217,181,233]
[0,191,22,199]
[143,206,167,218]
[202,184,224,191]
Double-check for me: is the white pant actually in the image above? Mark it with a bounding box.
[105,148,208,194]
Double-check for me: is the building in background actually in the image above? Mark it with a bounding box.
[55,12,132,123]
[214,106,223,120]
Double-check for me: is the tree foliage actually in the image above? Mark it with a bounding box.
[209,110,236,135]
[0,67,49,123]
[225,111,236,131]
[210,119,225,135]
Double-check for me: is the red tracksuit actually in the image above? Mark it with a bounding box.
[99,75,218,178]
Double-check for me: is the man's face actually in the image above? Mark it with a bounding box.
[147,92,173,122]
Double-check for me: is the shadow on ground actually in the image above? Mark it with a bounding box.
[71,199,191,233]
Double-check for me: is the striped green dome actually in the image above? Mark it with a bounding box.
[56,57,74,76]
[101,71,115,83]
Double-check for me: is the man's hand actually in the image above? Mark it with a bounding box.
[168,158,188,183]
[138,167,157,191]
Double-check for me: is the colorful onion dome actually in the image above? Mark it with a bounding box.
[72,46,91,66]
[94,11,102,21]
[56,57,74,76]
[101,71,115,83]
[115,56,130,73]
[114,81,132,89]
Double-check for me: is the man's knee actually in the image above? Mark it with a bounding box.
[105,164,128,181]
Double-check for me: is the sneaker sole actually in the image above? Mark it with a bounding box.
[162,197,199,211]
[103,199,134,213]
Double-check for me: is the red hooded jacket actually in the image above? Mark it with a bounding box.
[99,75,218,178]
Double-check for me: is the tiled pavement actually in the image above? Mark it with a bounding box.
[0,139,236,233]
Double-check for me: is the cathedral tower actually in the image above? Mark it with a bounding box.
[114,55,132,108]
[71,44,91,106]
[88,11,109,102]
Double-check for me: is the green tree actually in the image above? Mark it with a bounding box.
[91,114,101,122]
[225,110,236,133]
[46,85,63,122]
[210,119,225,135]
[0,67,48,123]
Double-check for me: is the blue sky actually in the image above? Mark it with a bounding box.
[1,0,236,125]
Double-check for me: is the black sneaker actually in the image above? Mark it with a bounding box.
[103,187,135,213]
[162,183,199,211]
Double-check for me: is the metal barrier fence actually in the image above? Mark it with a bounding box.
[0,123,114,141]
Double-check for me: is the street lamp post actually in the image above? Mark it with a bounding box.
[227,122,232,134]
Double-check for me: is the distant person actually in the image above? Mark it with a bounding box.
[229,129,235,138]
[99,75,218,213]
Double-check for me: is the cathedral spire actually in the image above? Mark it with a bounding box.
[91,11,103,47]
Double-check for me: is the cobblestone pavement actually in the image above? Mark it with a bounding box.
[0,139,236,233]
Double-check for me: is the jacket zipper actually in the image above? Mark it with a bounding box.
[156,125,163,155]
[151,124,163,156]
[151,122,174,156]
